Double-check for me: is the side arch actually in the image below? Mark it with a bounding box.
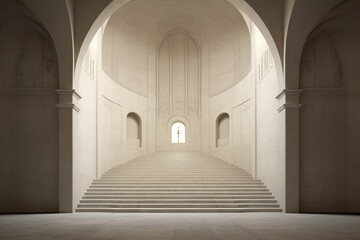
[126,112,142,147]
[216,113,230,148]
[300,32,340,89]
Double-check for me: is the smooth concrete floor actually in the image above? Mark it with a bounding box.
[0,213,360,240]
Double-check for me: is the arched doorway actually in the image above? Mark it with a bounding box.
[171,122,186,144]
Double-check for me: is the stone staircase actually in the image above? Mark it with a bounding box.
[76,152,282,212]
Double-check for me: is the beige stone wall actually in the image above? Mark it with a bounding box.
[253,26,285,210]
[210,71,255,175]
[299,1,360,213]
[0,1,59,213]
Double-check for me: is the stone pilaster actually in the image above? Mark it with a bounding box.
[276,89,302,213]
[56,89,81,213]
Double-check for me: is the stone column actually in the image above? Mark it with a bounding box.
[56,89,81,213]
[276,89,302,213]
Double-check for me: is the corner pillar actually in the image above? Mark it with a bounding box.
[276,89,302,213]
[56,89,81,213]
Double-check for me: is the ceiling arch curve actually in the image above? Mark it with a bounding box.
[74,0,284,92]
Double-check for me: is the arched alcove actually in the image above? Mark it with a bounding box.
[216,113,230,147]
[16,31,58,89]
[127,112,142,147]
[300,32,340,89]
[299,25,347,212]
[171,122,186,143]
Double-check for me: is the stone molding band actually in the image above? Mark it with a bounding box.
[276,89,303,112]
[56,89,82,112]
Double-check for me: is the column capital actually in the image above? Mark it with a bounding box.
[56,89,81,112]
[276,89,303,112]
[55,89,82,99]
[276,89,303,100]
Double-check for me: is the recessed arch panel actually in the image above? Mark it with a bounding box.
[216,113,230,147]
[127,112,142,147]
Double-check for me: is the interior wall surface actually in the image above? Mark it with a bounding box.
[207,17,255,175]
[156,30,201,152]
[210,70,255,175]
[101,0,253,153]
[97,67,148,176]
[253,26,285,211]
[73,30,99,211]
[300,1,360,213]
[0,1,59,213]
[209,25,283,212]
[75,25,148,208]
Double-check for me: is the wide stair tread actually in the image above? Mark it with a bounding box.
[77,152,281,213]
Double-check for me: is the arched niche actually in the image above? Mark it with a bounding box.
[157,29,200,117]
[127,112,142,147]
[17,30,58,88]
[300,32,340,89]
[171,122,186,144]
[216,113,230,147]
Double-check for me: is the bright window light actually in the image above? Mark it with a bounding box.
[171,122,185,143]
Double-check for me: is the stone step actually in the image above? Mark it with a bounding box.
[101,176,253,179]
[105,170,251,176]
[77,203,280,208]
[84,191,272,195]
[87,188,270,192]
[83,195,275,199]
[80,199,277,204]
[77,152,281,213]
[91,182,264,186]
[113,166,244,169]
[103,173,252,176]
[76,207,282,213]
[88,185,267,189]
[93,178,262,184]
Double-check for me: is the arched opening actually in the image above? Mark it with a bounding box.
[171,122,186,144]
[127,112,142,147]
[73,0,285,213]
[216,113,230,147]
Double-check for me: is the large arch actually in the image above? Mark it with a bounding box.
[71,0,286,213]
[285,0,344,89]
[74,0,284,91]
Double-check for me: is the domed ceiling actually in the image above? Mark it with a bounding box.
[102,0,251,97]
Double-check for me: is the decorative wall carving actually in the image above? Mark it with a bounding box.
[82,49,95,80]
[157,30,200,118]
[257,47,274,81]
[188,97,199,116]
[158,97,169,116]
[172,97,184,114]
